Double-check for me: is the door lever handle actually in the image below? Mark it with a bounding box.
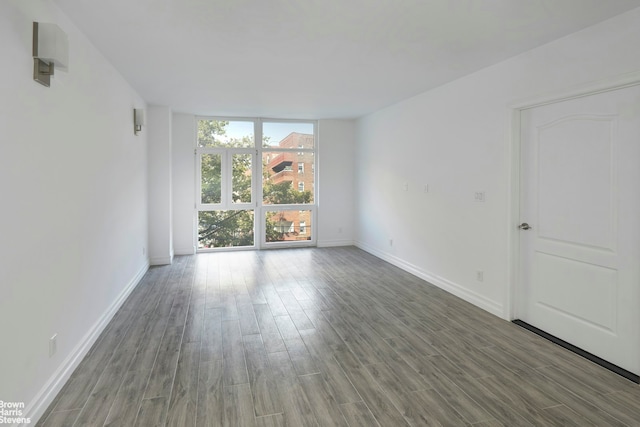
[518,222,532,230]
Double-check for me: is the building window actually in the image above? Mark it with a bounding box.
[300,221,306,234]
[298,162,304,173]
[298,182,304,191]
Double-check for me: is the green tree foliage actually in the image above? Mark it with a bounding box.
[199,210,254,248]
[201,154,221,204]
[264,212,287,243]
[263,181,312,205]
[198,119,254,148]
[197,119,228,147]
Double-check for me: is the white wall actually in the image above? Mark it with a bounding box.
[148,106,174,264]
[0,0,148,422]
[172,113,196,254]
[355,7,640,318]
[170,117,356,249]
[317,120,356,247]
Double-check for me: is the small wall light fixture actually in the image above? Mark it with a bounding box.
[33,22,69,87]
[134,109,145,135]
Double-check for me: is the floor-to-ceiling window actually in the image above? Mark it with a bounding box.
[196,118,317,250]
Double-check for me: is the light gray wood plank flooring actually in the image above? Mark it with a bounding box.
[37,247,640,426]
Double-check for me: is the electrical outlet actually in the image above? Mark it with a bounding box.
[474,191,486,202]
[424,184,429,193]
[338,227,343,234]
[389,239,393,247]
[49,334,57,357]
[403,183,409,192]
[142,246,146,256]
[476,271,484,282]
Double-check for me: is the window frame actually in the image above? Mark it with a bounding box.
[195,117,318,251]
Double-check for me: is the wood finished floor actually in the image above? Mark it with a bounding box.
[37,247,640,427]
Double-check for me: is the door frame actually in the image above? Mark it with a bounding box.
[507,71,640,321]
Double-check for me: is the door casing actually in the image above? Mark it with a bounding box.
[507,72,640,321]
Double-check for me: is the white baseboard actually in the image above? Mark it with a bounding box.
[173,246,196,256]
[25,261,150,426]
[317,239,354,248]
[355,241,503,319]
[150,255,173,265]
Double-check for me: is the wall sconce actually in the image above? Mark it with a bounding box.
[134,109,145,135]
[33,22,69,87]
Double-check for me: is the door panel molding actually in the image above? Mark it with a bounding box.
[535,115,617,252]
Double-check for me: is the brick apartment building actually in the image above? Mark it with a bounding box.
[265,132,314,241]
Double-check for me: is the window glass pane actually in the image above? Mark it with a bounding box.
[201,154,221,204]
[198,119,254,148]
[198,210,254,248]
[232,153,252,204]
[265,210,312,242]
[263,122,314,148]
[262,151,314,205]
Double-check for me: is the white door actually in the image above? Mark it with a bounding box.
[519,85,640,375]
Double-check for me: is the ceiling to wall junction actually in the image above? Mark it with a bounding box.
[54,0,640,118]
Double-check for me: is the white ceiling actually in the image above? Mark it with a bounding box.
[54,0,640,119]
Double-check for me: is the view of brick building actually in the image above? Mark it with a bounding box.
[264,132,314,241]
